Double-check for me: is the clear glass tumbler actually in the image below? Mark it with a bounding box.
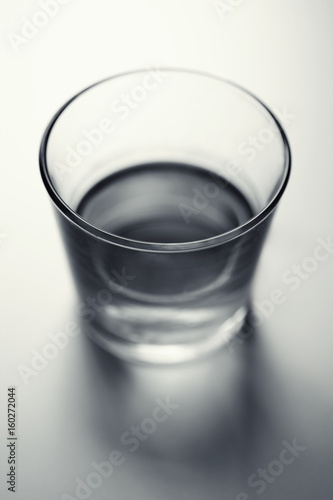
[40,68,291,363]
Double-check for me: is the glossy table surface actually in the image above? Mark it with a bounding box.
[1,0,333,499]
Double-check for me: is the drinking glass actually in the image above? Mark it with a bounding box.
[40,68,291,363]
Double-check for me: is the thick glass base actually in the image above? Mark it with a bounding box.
[83,306,247,364]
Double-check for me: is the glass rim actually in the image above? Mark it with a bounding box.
[39,67,291,253]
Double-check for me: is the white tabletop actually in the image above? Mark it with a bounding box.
[1,1,333,499]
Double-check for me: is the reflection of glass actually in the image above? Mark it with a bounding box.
[40,69,291,363]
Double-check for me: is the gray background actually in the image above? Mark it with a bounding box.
[1,0,333,499]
